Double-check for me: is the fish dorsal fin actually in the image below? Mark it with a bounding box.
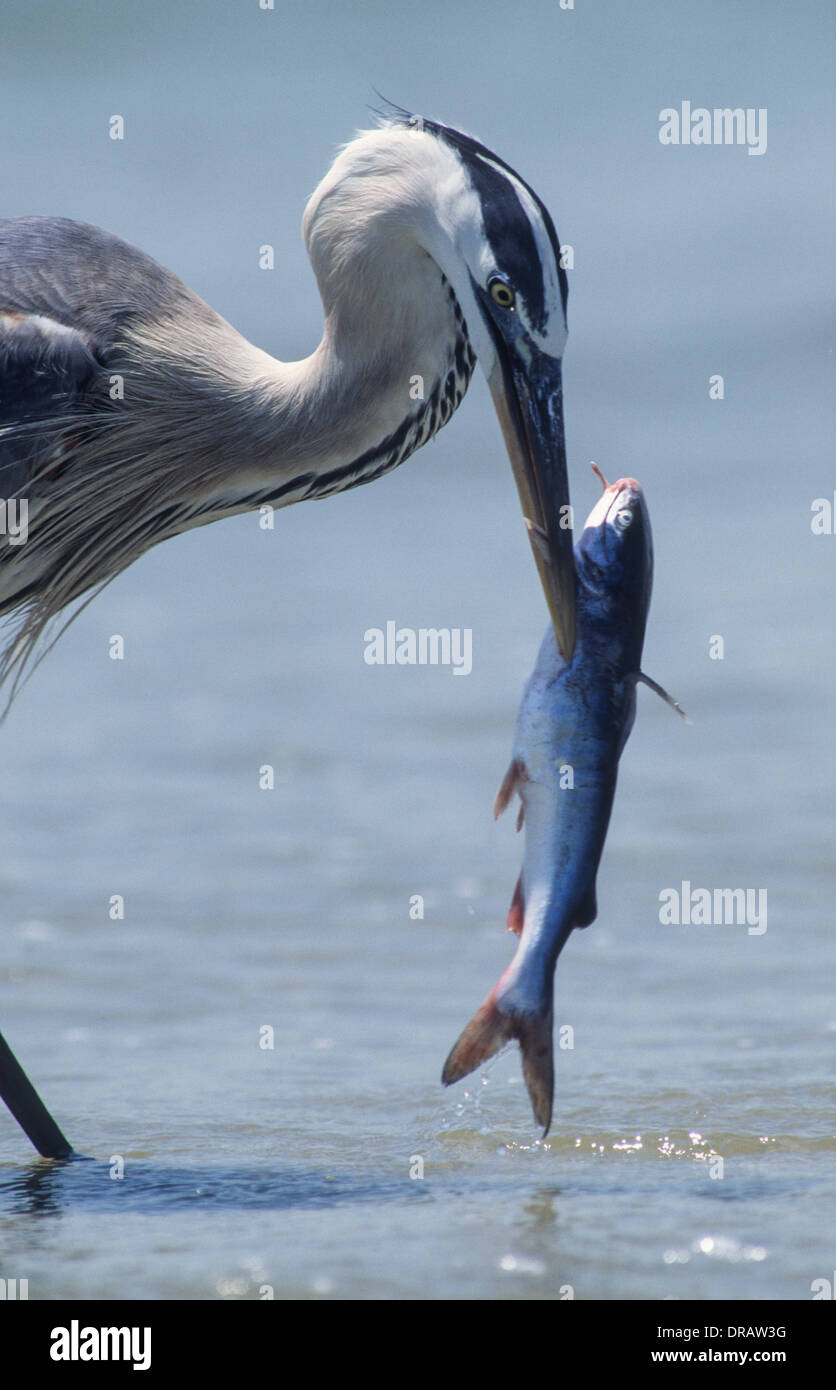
[636,672,691,723]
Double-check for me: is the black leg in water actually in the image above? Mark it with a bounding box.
[0,1028,74,1158]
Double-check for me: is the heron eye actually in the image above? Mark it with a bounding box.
[615,508,634,530]
[489,278,515,309]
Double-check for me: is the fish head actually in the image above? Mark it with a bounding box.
[575,476,653,657]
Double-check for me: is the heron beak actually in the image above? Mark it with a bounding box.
[488,348,576,662]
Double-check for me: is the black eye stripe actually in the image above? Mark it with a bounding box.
[384,107,569,325]
[399,113,569,323]
[464,159,547,331]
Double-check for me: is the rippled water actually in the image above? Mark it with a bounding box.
[1,0,833,1300]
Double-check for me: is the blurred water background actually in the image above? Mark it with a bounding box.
[0,0,833,1299]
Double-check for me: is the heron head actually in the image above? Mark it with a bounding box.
[406,113,575,658]
[303,111,575,658]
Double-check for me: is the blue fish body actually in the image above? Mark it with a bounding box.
[443,475,682,1132]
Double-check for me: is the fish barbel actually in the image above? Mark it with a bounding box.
[442,467,686,1133]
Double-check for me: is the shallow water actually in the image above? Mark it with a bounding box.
[1,0,834,1301]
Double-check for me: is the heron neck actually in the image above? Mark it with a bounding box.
[137,233,470,522]
[206,273,465,509]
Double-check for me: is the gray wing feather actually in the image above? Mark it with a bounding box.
[0,216,204,500]
[0,214,234,499]
[0,217,271,703]
[0,216,194,334]
[0,314,101,497]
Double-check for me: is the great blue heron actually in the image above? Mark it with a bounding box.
[0,109,574,704]
[0,109,577,1156]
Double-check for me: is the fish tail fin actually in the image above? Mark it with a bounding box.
[442,978,555,1134]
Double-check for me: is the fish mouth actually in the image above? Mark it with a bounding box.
[583,473,642,530]
[488,345,576,663]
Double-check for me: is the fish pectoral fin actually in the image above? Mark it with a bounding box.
[494,757,525,821]
[636,672,691,724]
[506,874,525,935]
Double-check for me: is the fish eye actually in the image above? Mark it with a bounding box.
[488,277,515,309]
[615,508,634,530]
